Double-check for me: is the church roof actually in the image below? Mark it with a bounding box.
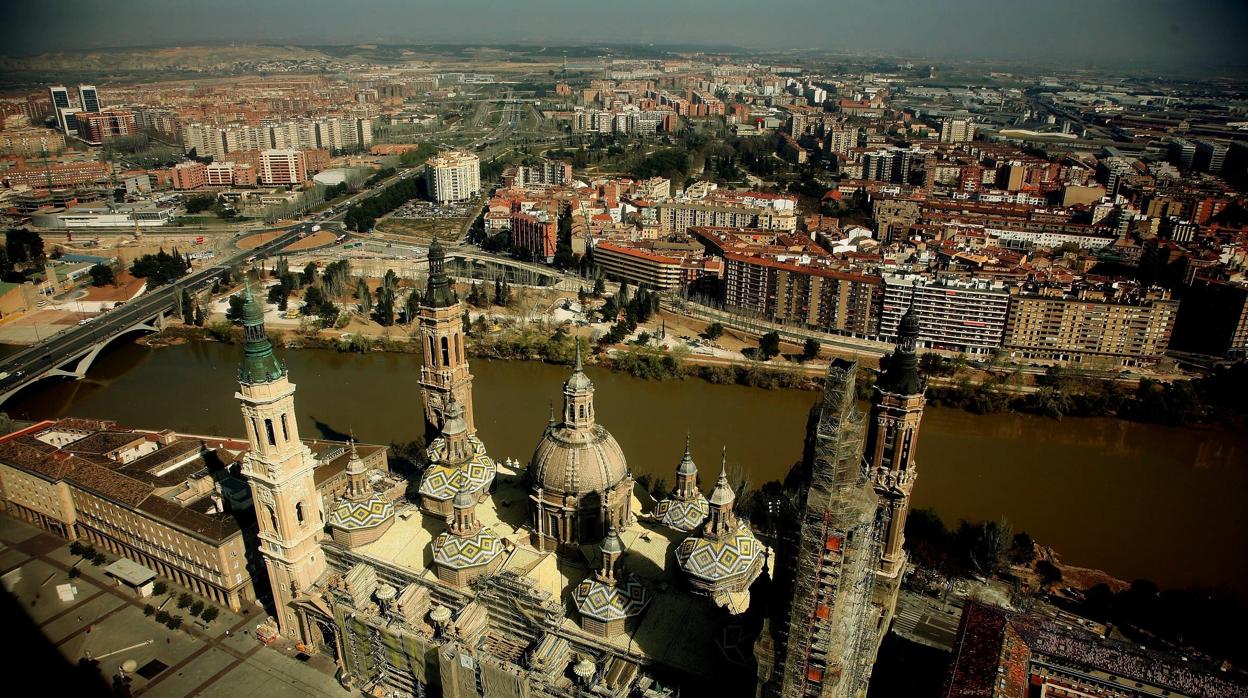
[432,527,504,570]
[530,423,629,498]
[573,575,651,622]
[328,496,394,531]
[675,523,764,585]
[238,281,285,385]
[652,495,709,532]
[420,434,495,501]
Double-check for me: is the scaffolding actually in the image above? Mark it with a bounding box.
[778,359,887,698]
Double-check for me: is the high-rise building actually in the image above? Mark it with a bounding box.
[236,288,326,643]
[417,237,475,434]
[48,86,71,130]
[881,275,1011,355]
[1168,138,1196,169]
[1004,290,1179,367]
[58,107,81,136]
[1194,140,1228,173]
[259,149,306,185]
[426,150,481,203]
[510,209,558,263]
[77,85,100,113]
[939,116,976,143]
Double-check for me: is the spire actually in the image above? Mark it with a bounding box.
[423,233,456,308]
[676,432,698,477]
[564,338,593,394]
[574,337,583,372]
[239,278,284,385]
[597,523,624,584]
[708,447,735,507]
[879,285,923,395]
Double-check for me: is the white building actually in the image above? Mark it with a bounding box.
[426,150,481,203]
[881,274,1011,355]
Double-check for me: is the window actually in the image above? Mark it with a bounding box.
[428,336,437,366]
[455,333,463,362]
[266,507,278,532]
[250,417,260,443]
[296,502,305,525]
[579,405,586,419]
[280,413,289,441]
[441,336,450,365]
[264,419,276,446]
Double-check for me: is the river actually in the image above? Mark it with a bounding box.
[4,339,1246,595]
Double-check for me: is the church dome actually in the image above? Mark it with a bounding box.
[530,423,629,498]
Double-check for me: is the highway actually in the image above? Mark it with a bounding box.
[0,223,312,396]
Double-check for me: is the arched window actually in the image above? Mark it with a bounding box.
[428,336,437,366]
[264,419,276,446]
[455,333,463,362]
[296,502,305,525]
[280,413,289,442]
[441,336,450,365]
[250,417,260,443]
[266,506,278,533]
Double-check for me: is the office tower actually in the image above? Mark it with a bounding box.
[78,85,100,113]
[49,86,71,131]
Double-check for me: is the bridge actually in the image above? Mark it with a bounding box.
[0,225,311,407]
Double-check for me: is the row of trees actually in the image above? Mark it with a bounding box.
[343,175,424,232]
[130,249,191,286]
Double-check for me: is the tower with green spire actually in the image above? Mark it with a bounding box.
[239,282,285,385]
[418,234,475,434]
[234,280,325,647]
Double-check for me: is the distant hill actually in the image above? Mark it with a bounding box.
[0,44,332,72]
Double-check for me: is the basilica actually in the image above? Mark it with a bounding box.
[237,237,926,697]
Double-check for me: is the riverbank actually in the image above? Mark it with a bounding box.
[150,320,1247,428]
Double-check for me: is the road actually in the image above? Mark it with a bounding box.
[0,224,312,395]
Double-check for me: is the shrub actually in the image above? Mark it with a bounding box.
[67,568,80,579]
[143,604,155,616]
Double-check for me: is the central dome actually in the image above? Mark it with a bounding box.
[528,341,634,551]
[530,422,629,497]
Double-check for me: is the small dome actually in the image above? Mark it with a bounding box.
[676,437,698,477]
[452,483,476,509]
[530,423,629,498]
[565,340,593,392]
[328,495,394,531]
[443,397,468,436]
[601,525,623,555]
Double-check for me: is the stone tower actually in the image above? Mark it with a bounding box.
[866,298,926,650]
[418,235,475,434]
[236,284,325,644]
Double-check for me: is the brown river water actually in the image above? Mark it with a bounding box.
[4,339,1246,595]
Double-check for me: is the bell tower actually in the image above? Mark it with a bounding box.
[418,235,475,434]
[867,300,926,579]
[236,284,324,643]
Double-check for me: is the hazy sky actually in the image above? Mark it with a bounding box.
[2,0,1245,69]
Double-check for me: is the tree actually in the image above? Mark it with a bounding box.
[1010,532,1036,565]
[143,604,155,616]
[189,600,204,617]
[374,286,396,326]
[201,606,219,623]
[801,338,821,361]
[1036,560,1063,588]
[758,331,781,360]
[592,275,605,297]
[177,593,192,609]
[302,261,319,286]
[181,289,194,325]
[166,615,183,630]
[88,264,115,287]
[129,249,190,286]
[5,229,45,267]
[225,294,247,324]
[355,277,372,315]
[404,289,422,324]
[153,581,167,595]
[703,322,724,341]
[193,305,205,327]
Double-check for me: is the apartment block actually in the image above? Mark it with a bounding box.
[723,253,883,337]
[1004,291,1178,366]
[76,110,138,145]
[259,149,307,185]
[426,150,481,203]
[881,275,1011,354]
[510,210,558,263]
[0,128,66,156]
